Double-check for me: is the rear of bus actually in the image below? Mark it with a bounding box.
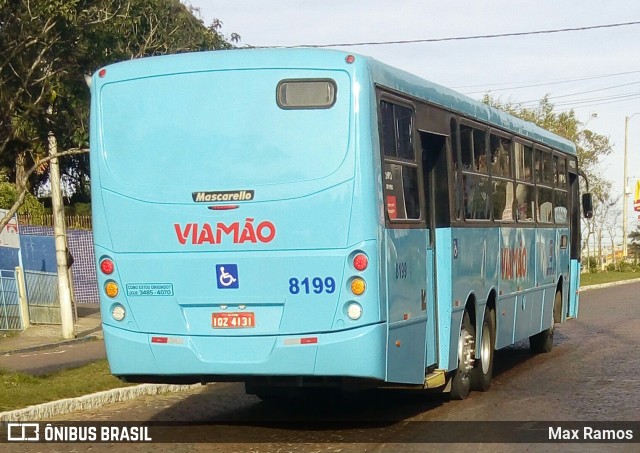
[90,49,386,386]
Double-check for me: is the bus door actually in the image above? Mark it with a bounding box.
[567,168,580,318]
[419,130,448,369]
[380,98,431,384]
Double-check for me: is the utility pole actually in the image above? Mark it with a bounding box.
[623,114,639,258]
[48,125,75,339]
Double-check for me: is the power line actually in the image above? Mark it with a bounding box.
[557,94,640,111]
[279,21,640,48]
[552,91,640,107]
[459,70,640,95]
[455,70,640,89]
[483,89,640,111]
[518,80,640,105]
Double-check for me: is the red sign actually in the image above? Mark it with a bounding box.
[387,196,397,219]
[175,219,276,245]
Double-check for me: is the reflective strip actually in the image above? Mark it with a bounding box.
[284,337,318,346]
[151,337,183,344]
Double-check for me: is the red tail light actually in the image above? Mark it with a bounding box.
[100,258,115,275]
[353,254,368,271]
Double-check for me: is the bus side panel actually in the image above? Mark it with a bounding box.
[434,228,453,371]
[496,296,516,348]
[557,227,571,321]
[536,228,557,288]
[384,228,428,384]
[89,93,113,252]
[536,227,557,332]
[568,259,581,318]
[498,226,536,345]
[448,227,499,370]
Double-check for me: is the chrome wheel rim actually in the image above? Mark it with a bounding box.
[458,327,474,377]
[480,321,491,374]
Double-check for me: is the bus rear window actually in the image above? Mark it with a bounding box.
[277,79,336,109]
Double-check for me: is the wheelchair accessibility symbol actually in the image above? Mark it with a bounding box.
[216,264,239,289]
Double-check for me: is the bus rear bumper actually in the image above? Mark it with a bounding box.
[102,323,387,383]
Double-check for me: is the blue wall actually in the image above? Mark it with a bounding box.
[20,235,57,272]
[18,225,98,304]
[0,247,19,271]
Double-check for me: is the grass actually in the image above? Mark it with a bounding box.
[580,271,640,287]
[0,360,132,412]
[0,331,19,339]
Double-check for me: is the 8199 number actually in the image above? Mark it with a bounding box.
[289,277,336,295]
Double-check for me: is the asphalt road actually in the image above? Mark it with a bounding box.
[4,282,639,452]
[0,339,106,375]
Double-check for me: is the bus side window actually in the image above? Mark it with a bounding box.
[450,118,463,220]
[557,157,567,188]
[380,100,420,221]
[380,101,397,158]
[380,101,414,160]
[538,187,554,223]
[516,183,535,222]
[460,125,474,171]
[515,143,533,181]
[490,134,511,178]
[493,179,514,221]
[555,190,568,224]
[463,174,491,220]
[473,129,487,173]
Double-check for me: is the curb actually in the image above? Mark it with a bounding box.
[0,383,203,423]
[0,335,101,356]
[580,277,640,292]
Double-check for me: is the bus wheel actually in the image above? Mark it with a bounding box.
[471,307,495,392]
[529,291,560,354]
[450,310,475,400]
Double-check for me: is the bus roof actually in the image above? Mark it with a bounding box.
[95,48,576,156]
[361,54,576,156]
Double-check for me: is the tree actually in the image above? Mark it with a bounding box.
[0,182,45,215]
[0,0,236,229]
[590,184,621,270]
[629,224,640,261]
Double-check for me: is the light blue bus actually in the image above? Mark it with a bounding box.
[90,49,592,400]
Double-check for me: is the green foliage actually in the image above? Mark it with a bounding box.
[606,261,639,273]
[0,183,45,215]
[0,0,236,210]
[66,202,92,216]
[629,224,640,259]
[581,271,640,287]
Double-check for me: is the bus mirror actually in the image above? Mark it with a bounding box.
[582,193,593,219]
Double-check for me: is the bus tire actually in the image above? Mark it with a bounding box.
[449,310,474,400]
[529,291,560,354]
[471,307,495,392]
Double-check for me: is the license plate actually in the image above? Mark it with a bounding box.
[212,312,255,328]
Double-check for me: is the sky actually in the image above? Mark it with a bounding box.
[191,0,640,244]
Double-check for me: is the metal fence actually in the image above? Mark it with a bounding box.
[0,269,21,331]
[18,214,92,230]
[24,270,63,324]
